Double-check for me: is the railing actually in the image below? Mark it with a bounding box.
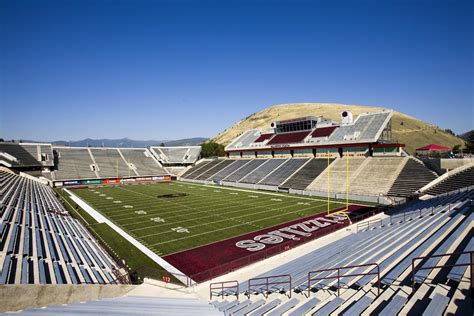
[190,208,382,283]
[307,263,380,296]
[356,218,383,233]
[247,274,292,298]
[411,251,474,293]
[210,280,239,300]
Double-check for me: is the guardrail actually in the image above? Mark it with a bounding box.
[356,218,383,233]
[307,263,380,296]
[210,280,239,300]
[411,251,474,293]
[247,274,292,298]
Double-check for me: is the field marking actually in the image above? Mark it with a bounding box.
[113,194,313,223]
[138,201,326,239]
[72,182,357,255]
[122,198,322,230]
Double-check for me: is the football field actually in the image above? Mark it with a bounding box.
[71,181,352,256]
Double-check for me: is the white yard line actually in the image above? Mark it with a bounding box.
[64,188,193,285]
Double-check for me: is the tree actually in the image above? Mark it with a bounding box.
[160,143,165,147]
[452,144,461,153]
[465,131,474,153]
[201,141,225,158]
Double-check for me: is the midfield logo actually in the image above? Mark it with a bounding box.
[235,213,347,252]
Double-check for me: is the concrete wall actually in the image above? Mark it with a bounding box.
[0,284,136,312]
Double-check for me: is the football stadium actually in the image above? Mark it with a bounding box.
[1,106,473,315]
[2,1,473,315]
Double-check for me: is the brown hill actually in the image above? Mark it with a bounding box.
[212,103,464,153]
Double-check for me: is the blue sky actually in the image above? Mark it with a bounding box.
[1,0,473,141]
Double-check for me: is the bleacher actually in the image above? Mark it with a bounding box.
[208,160,250,182]
[239,159,287,184]
[306,157,367,193]
[19,143,54,167]
[328,111,391,143]
[388,158,438,197]
[183,147,202,164]
[226,130,261,150]
[0,171,121,285]
[347,157,406,196]
[194,160,235,181]
[0,143,42,168]
[210,189,473,315]
[223,159,268,183]
[53,147,97,180]
[14,296,223,315]
[259,158,309,186]
[118,148,167,176]
[424,164,474,196]
[89,148,131,178]
[280,159,333,190]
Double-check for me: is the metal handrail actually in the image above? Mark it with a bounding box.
[356,218,383,233]
[210,280,239,299]
[411,251,474,293]
[247,274,292,298]
[307,263,380,296]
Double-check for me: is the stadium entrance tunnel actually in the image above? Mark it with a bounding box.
[157,193,188,198]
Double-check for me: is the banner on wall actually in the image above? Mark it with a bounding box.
[63,181,81,186]
[82,180,102,185]
[103,179,120,184]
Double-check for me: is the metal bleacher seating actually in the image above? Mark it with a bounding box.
[209,189,473,315]
[183,160,225,180]
[194,159,235,181]
[280,159,333,190]
[118,148,167,176]
[15,296,223,315]
[53,148,97,180]
[0,143,42,168]
[259,158,309,186]
[328,112,391,143]
[0,170,120,285]
[207,160,249,182]
[89,148,130,178]
[226,130,261,150]
[224,159,268,183]
[239,159,287,184]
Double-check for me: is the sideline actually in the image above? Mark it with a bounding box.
[181,180,374,206]
[64,188,193,286]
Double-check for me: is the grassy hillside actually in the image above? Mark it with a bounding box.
[212,103,465,153]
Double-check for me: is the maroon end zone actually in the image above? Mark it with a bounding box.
[163,205,379,282]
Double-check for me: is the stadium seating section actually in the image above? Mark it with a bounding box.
[388,158,438,197]
[180,156,441,198]
[52,147,167,181]
[425,165,474,196]
[0,170,120,285]
[19,144,54,167]
[211,189,473,315]
[0,143,42,168]
[151,146,201,164]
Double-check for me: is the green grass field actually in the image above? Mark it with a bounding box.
[71,181,358,256]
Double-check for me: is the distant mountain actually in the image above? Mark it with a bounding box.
[459,130,473,141]
[50,137,207,148]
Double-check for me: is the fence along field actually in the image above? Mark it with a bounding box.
[71,181,353,256]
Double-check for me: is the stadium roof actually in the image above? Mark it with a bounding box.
[416,144,451,151]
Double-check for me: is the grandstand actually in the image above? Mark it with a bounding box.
[0,142,43,169]
[209,189,473,315]
[50,147,167,182]
[0,170,124,285]
[150,146,201,164]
